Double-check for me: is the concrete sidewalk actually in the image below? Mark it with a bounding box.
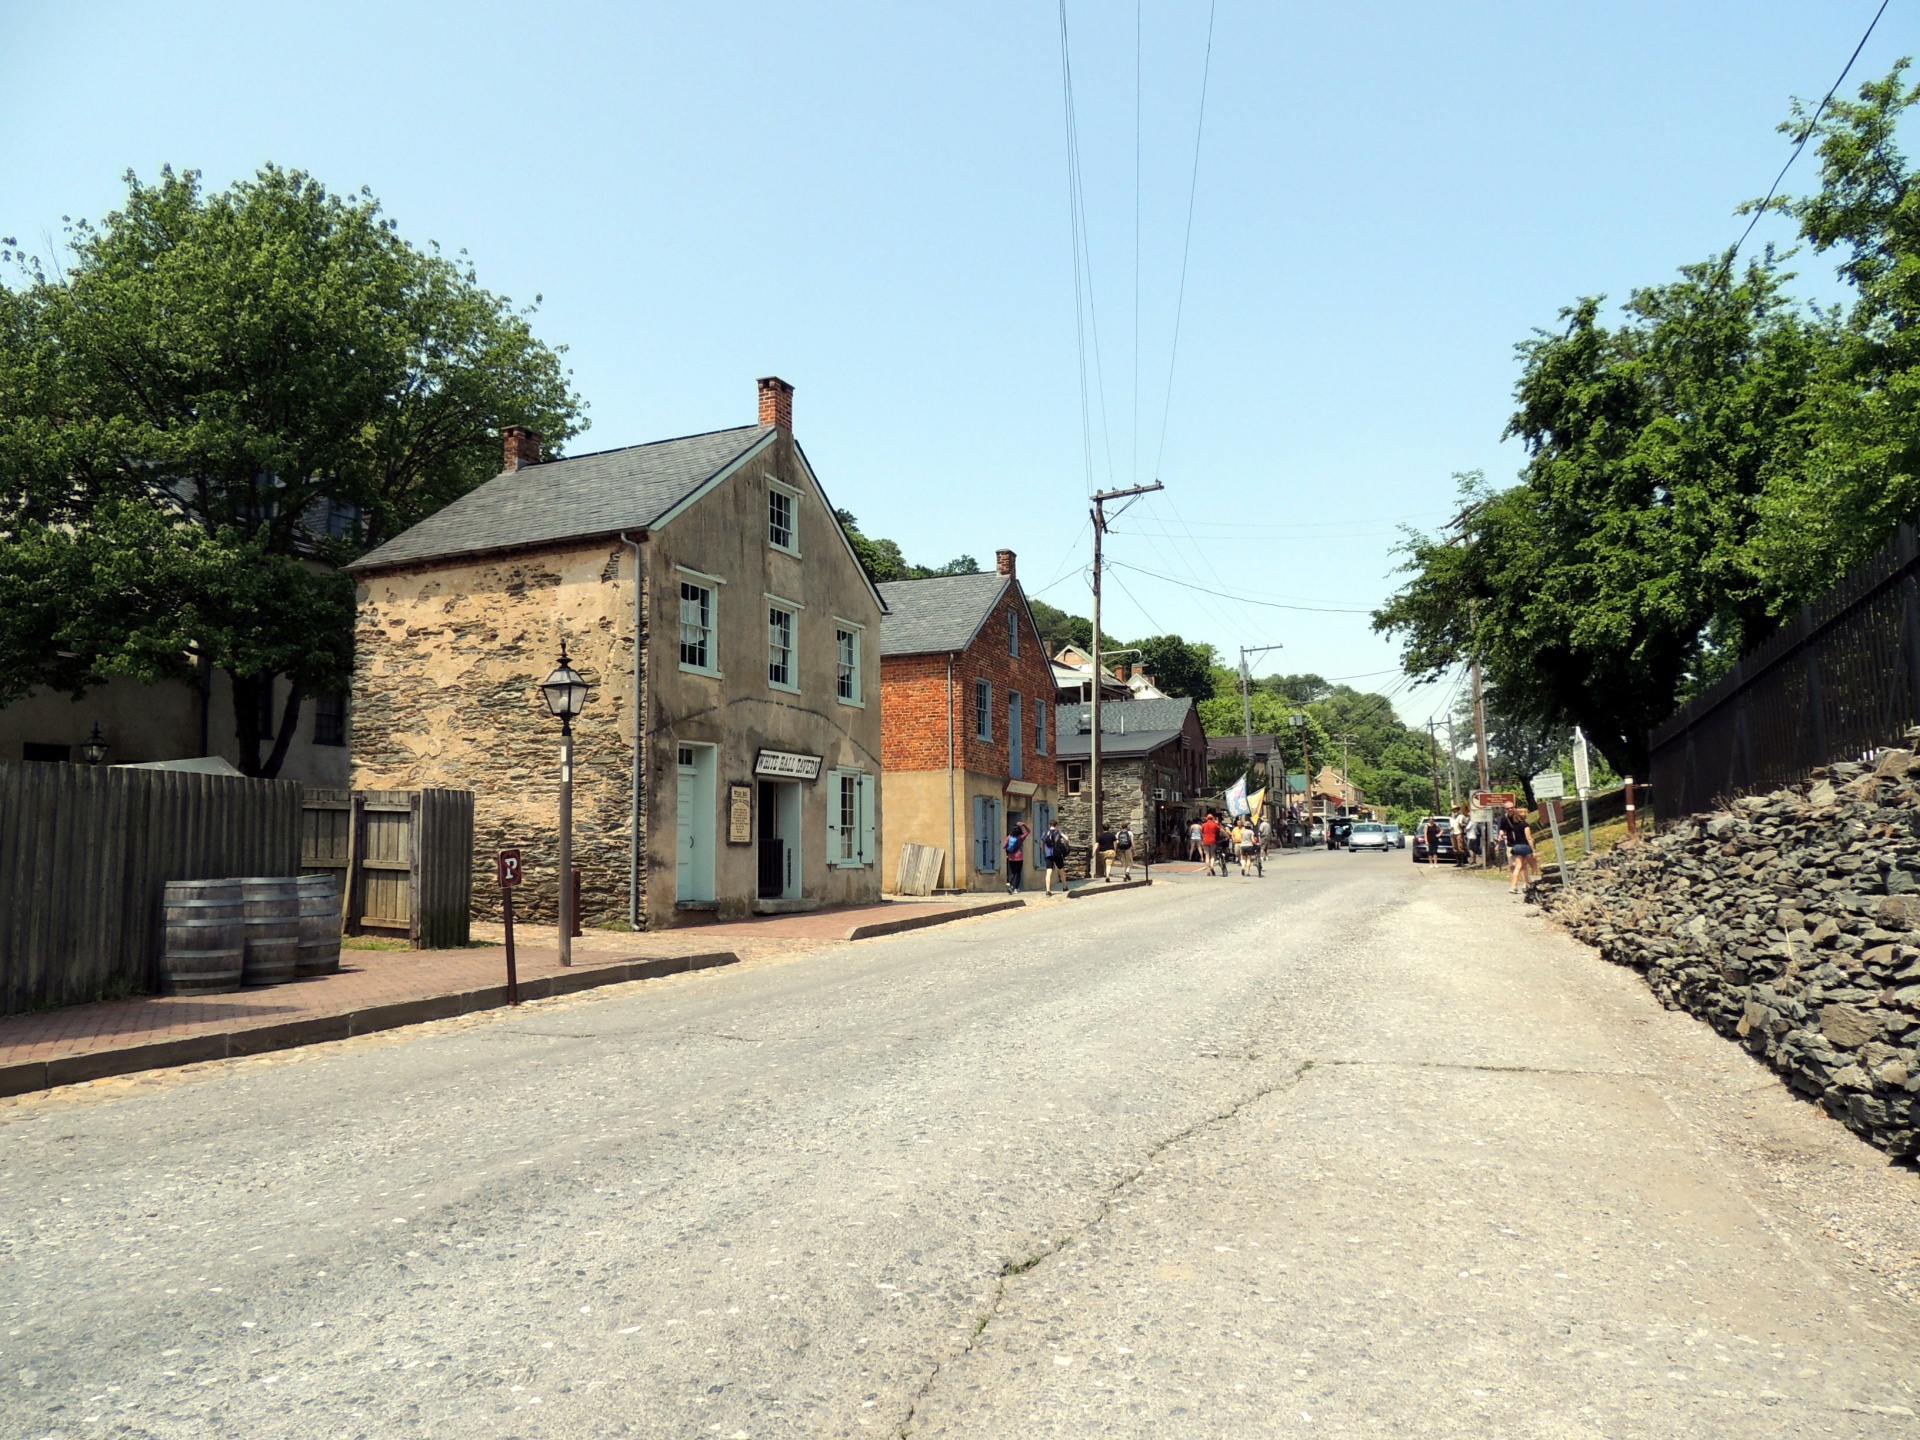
[0,894,1024,1097]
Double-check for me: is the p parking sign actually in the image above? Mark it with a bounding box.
[497,849,523,887]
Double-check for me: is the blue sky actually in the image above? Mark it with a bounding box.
[2,1,1908,726]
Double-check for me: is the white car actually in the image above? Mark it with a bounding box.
[1348,822,1391,853]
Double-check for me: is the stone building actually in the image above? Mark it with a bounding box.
[878,554,1058,892]
[1053,695,1207,867]
[348,377,886,927]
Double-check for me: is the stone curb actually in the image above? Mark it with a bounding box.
[1066,877,1153,898]
[0,951,739,1099]
[845,898,1027,941]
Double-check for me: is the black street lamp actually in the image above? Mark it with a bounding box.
[540,641,589,966]
[80,724,110,766]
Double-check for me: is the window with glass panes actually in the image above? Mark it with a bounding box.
[836,626,859,701]
[768,487,796,551]
[768,605,796,687]
[974,677,991,740]
[679,582,713,670]
[838,773,858,863]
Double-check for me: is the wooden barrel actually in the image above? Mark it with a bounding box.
[240,876,300,986]
[295,873,343,976]
[160,879,245,994]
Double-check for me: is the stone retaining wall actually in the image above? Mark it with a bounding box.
[1542,746,1920,1159]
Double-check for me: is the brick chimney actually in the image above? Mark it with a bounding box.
[757,376,794,432]
[502,425,542,471]
[996,549,1016,577]
[1129,664,1143,680]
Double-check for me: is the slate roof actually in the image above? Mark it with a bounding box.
[1053,695,1196,738]
[1053,726,1185,759]
[878,573,1013,656]
[350,425,775,572]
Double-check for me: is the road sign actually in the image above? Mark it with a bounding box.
[497,849,523,887]
[1572,728,1592,797]
[1531,771,1566,800]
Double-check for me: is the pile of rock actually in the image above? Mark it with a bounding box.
[1542,745,1920,1158]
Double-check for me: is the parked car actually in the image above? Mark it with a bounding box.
[1348,821,1391,853]
[1411,816,1467,865]
[1383,823,1406,849]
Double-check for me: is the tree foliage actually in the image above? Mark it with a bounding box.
[0,165,584,774]
[834,510,979,583]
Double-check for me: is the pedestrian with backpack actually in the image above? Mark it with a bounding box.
[1004,820,1030,893]
[1042,820,1071,896]
[1114,822,1135,880]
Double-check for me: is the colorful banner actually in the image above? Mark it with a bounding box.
[1247,787,1267,818]
[1225,774,1249,816]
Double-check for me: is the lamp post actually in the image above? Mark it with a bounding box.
[80,724,110,766]
[540,641,589,967]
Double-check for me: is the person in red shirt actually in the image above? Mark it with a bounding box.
[1199,811,1223,876]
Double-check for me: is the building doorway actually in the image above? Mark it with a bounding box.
[756,779,802,900]
[676,743,716,903]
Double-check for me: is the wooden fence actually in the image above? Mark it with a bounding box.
[1649,522,1920,820]
[0,763,300,1015]
[300,789,473,949]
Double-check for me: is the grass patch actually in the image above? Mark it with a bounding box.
[1535,814,1631,869]
[343,936,410,951]
[593,918,636,933]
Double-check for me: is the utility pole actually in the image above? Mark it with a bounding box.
[1333,732,1358,816]
[1239,644,1284,805]
[1089,481,1163,848]
[1444,715,1460,808]
[1471,655,1490,794]
[1427,720,1443,813]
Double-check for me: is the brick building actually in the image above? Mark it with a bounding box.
[348,377,886,928]
[878,553,1058,891]
[1054,695,1206,868]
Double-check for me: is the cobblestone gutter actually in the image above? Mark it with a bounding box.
[1542,746,1920,1158]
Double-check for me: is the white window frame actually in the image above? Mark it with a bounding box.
[834,619,864,707]
[1008,609,1019,657]
[767,481,801,556]
[827,767,875,867]
[974,677,991,741]
[676,571,721,678]
[767,599,800,692]
[1036,701,1047,756]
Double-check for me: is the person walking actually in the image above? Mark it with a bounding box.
[1188,818,1203,861]
[1234,819,1255,876]
[1199,810,1223,875]
[1004,820,1030,894]
[1042,819,1071,895]
[1501,802,1536,894]
[1094,822,1118,882]
[1423,816,1441,868]
[1114,822,1135,880]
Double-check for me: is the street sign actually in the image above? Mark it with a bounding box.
[497,849,522,1005]
[1572,728,1592,797]
[496,849,523,887]
[1531,771,1566,800]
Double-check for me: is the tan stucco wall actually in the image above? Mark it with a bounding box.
[352,540,637,925]
[0,672,350,785]
[643,435,885,922]
[881,768,1056,893]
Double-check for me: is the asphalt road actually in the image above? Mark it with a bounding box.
[5,850,1920,1439]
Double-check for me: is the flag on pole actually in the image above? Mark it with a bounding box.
[1225,774,1249,816]
[1247,787,1267,818]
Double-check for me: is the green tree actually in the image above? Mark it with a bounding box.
[1028,598,1092,654]
[0,165,583,774]
[834,509,981,585]
[1123,634,1216,699]
[1375,247,1829,776]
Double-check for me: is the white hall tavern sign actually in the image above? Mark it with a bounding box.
[755,749,824,781]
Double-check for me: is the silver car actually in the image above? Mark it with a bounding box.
[1348,821,1391,853]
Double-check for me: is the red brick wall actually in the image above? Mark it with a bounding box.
[881,586,1059,787]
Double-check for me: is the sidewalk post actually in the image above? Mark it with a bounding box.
[497,849,523,1005]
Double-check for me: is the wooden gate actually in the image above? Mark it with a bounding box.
[301,788,473,948]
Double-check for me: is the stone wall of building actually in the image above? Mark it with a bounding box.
[1056,756,1150,879]
[1542,750,1920,1158]
[352,541,638,926]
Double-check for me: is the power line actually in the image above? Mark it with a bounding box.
[1056,1,1117,493]
[1729,0,1890,264]
[1151,0,1219,483]
[1108,559,1378,614]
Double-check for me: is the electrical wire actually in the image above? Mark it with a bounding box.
[1151,0,1218,484]
[1057,1,1117,494]
[1108,559,1379,614]
[1729,0,1890,264]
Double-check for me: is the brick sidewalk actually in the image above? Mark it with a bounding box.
[0,894,1025,1096]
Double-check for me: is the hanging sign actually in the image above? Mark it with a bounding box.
[754,749,823,781]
